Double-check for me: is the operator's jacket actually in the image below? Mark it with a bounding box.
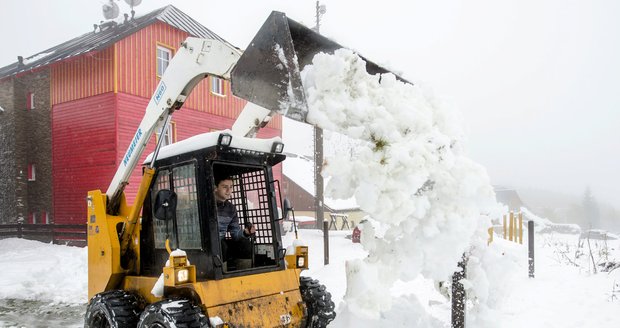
[216,200,244,241]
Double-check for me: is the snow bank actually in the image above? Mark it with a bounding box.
[0,238,87,304]
[301,49,500,324]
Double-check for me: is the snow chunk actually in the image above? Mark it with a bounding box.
[299,49,498,323]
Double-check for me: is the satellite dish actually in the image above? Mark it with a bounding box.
[102,1,120,20]
[124,0,142,7]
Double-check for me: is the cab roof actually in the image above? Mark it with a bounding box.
[143,130,283,165]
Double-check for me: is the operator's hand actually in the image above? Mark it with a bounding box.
[244,222,256,236]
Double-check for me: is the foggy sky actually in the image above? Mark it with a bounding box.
[0,0,618,208]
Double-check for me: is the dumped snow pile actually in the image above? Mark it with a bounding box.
[300,49,504,326]
[0,238,87,304]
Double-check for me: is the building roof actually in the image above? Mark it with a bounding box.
[283,153,359,211]
[494,186,526,210]
[0,5,234,79]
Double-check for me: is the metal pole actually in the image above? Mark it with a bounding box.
[315,1,321,33]
[528,220,535,278]
[314,1,324,229]
[451,254,467,328]
[323,220,329,265]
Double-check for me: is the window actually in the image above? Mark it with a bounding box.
[212,163,279,270]
[172,164,201,249]
[29,212,37,224]
[155,121,176,146]
[42,211,50,224]
[151,162,201,250]
[27,164,36,181]
[156,45,172,77]
[152,169,175,248]
[26,92,34,110]
[210,76,224,96]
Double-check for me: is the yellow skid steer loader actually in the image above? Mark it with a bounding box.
[84,11,401,328]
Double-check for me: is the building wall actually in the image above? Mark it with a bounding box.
[282,176,315,212]
[0,71,52,224]
[0,78,18,223]
[52,93,117,224]
[50,47,114,105]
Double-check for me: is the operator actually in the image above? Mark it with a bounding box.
[214,175,255,270]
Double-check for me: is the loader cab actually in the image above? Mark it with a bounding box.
[140,131,286,280]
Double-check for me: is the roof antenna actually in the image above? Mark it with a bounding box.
[124,0,142,20]
[102,0,120,20]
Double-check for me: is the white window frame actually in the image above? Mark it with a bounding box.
[28,92,35,110]
[28,164,36,181]
[156,45,172,77]
[210,76,225,96]
[156,121,175,146]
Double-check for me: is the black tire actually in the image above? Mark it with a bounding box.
[137,299,208,328]
[84,290,140,328]
[300,277,336,328]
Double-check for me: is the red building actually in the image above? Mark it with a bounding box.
[0,5,281,224]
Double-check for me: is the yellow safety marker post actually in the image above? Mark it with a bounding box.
[488,227,494,245]
[518,212,523,244]
[509,212,514,242]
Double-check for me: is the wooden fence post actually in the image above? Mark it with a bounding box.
[518,212,523,244]
[508,212,514,241]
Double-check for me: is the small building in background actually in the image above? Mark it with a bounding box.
[494,185,526,212]
[282,153,362,229]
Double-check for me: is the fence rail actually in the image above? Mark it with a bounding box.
[0,223,87,247]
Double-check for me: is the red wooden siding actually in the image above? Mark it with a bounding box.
[114,22,281,130]
[50,48,114,105]
[52,93,117,224]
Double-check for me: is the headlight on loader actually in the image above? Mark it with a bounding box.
[296,256,305,267]
[177,269,189,283]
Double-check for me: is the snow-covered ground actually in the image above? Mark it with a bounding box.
[0,229,618,327]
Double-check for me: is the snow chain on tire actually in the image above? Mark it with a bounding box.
[84,290,140,328]
[137,298,208,328]
[300,276,336,328]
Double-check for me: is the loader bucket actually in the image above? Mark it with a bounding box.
[231,11,409,123]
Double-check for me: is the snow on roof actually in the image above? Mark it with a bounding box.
[22,51,55,65]
[144,129,282,164]
[283,153,359,211]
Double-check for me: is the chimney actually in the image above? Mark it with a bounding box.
[17,56,24,66]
